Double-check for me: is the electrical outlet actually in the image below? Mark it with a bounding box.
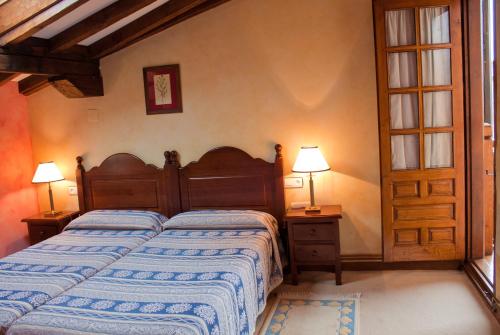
[68,186,78,196]
[284,177,303,188]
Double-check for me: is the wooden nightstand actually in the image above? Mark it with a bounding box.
[285,205,342,285]
[22,211,80,245]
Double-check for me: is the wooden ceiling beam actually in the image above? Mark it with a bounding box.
[4,37,90,61]
[88,0,209,59]
[0,0,90,46]
[0,72,18,86]
[0,0,62,36]
[137,0,230,45]
[50,74,103,98]
[0,49,100,76]
[50,0,157,53]
[18,75,50,95]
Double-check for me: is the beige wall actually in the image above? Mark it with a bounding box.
[27,0,382,255]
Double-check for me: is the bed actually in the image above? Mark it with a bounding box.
[7,145,286,335]
[0,152,179,334]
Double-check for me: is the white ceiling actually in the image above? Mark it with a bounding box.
[33,0,118,39]
[33,0,170,46]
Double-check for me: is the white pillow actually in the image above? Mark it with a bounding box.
[65,210,167,232]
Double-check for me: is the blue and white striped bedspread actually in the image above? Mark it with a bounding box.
[0,229,156,334]
[8,228,284,335]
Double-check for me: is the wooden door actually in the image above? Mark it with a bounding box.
[374,0,465,261]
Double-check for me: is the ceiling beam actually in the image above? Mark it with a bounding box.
[88,0,209,59]
[0,0,62,36]
[0,72,18,86]
[137,0,230,46]
[0,50,100,76]
[18,74,50,95]
[5,37,90,61]
[0,0,89,46]
[17,73,102,97]
[50,74,103,98]
[50,0,157,53]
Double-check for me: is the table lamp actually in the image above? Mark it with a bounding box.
[292,146,331,213]
[32,161,64,217]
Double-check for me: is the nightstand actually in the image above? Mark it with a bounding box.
[284,205,342,285]
[22,211,80,245]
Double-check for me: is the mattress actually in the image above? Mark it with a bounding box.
[0,229,157,333]
[7,228,283,335]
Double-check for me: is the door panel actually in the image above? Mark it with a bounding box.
[374,0,465,261]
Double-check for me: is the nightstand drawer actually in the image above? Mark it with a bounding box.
[29,225,59,244]
[295,244,335,263]
[293,223,334,241]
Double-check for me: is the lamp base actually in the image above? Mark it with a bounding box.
[305,206,321,214]
[44,211,62,217]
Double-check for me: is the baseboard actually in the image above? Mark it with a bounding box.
[341,254,383,270]
[339,254,462,271]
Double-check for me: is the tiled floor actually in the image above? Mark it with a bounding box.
[271,270,500,335]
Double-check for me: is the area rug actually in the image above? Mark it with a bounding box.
[257,291,360,335]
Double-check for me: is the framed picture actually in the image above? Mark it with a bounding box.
[143,64,182,115]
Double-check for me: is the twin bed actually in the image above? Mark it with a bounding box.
[0,145,286,335]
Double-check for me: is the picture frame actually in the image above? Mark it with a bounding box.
[143,64,183,115]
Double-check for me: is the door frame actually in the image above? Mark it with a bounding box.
[464,0,487,262]
[462,0,498,311]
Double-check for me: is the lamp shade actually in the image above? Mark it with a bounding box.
[292,146,330,173]
[32,162,64,183]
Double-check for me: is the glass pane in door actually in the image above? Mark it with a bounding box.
[390,93,419,129]
[423,91,452,127]
[420,7,450,44]
[391,134,419,170]
[424,132,453,168]
[386,9,416,47]
[422,49,451,86]
[388,52,418,88]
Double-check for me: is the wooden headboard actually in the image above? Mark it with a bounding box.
[76,152,180,217]
[178,144,285,225]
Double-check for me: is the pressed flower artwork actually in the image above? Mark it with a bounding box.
[143,64,183,114]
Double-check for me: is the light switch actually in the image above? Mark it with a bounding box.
[68,186,78,196]
[284,177,303,188]
[87,109,99,123]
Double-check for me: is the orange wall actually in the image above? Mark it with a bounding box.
[0,82,38,257]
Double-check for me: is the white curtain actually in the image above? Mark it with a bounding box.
[423,91,452,127]
[386,7,453,170]
[421,43,452,167]
[425,133,453,168]
[385,9,415,47]
[420,7,450,44]
[422,49,451,86]
[386,10,418,169]
[388,52,417,88]
[392,135,419,170]
[390,93,418,129]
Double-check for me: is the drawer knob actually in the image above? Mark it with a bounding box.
[309,228,317,234]
[39,231,46,236]
[312,249,318,256]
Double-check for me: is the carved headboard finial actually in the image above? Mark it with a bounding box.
[76,156,84,169]
[165,150,180,167]
[275,144,283,159]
